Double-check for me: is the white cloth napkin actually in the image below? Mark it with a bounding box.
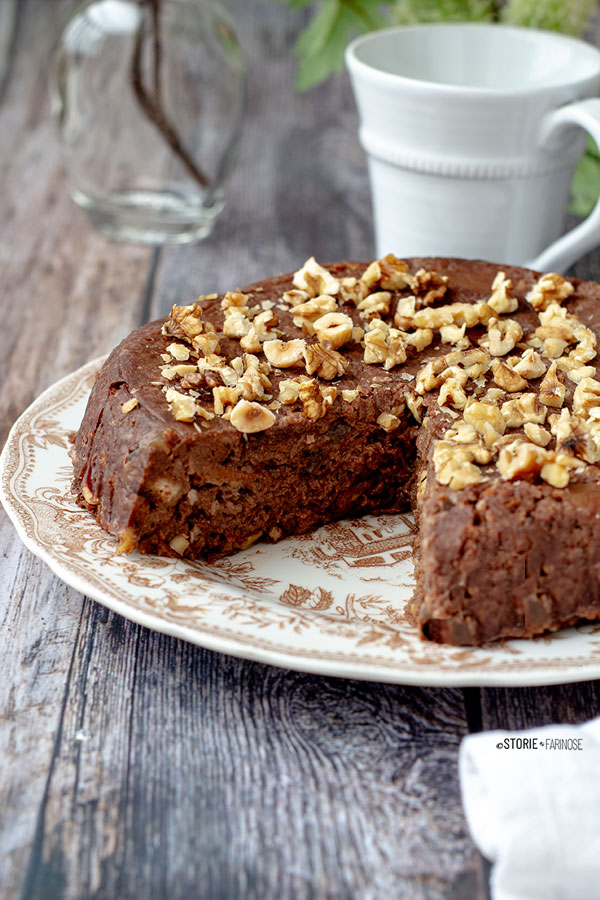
[459,716,600,900]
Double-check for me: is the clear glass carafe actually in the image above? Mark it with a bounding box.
[52,0,245,244]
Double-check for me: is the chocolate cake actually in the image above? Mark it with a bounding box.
[72,256,600,645]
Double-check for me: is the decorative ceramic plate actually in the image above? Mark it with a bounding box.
[2,358,600,687]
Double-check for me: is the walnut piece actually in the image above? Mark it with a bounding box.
[433,441,488,490]
[298,380,337,420]
[501,393,547,427]
[165,388,199,422]
[539,361,566,408]
[292,257,340,298]
[523,423,551,447]
[167,304,205,341]
[491,360,527,393]
[513,349,546,380]
[303,344,348,380]
[488,272,519,315]
[485,317,523,356]
[526,273,574,310]
[463,398,506,447]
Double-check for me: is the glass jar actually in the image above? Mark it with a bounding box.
[52,0,246,244]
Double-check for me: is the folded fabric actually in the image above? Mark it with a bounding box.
[459,716,600,900]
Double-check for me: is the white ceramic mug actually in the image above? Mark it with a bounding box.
[346,24,600,272]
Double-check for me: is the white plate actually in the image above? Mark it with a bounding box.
[2,358,600,686]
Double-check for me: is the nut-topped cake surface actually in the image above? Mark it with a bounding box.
[72,256,600,645]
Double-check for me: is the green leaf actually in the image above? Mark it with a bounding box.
[291,0,394,90]
[391,0,495,24]
[569,137,600,217]
[501,0,598,36]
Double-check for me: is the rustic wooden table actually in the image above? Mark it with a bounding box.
[3,2,600,898]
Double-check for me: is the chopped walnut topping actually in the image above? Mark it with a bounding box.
[212,385,241,415]
[342,389,360,402]
[394,296,416,330]
[379,254,415,291]
[440,323,466,345]
[501,393,547,427]
[298,380,337,420]
[562,364,597,384]
[263,338,306,368]
[407,393,423,423]
[413,301,493,330]
[513,349,546,379]
[235,355,272,402]
[377,412,400,432]
[292,257,340,298]
[193,327,221,358]
[484,317,523,356]
[461,348,492,379]
[491,360,527,393]
[313,312,353,349]
[438,378,467,410]
[282,289,310,308]
[412,268,449,305]
[364,320,407,369]
[221,291,249,310]
[497,439,549,480]
[540,461,571,488]
[223,308,252,339]
[167,304,205,341]
[542,337,568,359]
[535,322,575,344]
[488,272,519,315]
[433,441,488,490]
[573,376,600,418]
[239,309,278,353]
[539,362,565,408]
[292,296,338,333]
[360,260,382,288]
[165,388,199,422]
[121,398,138,414]
[303,343,349,380]
[166,343,190,361]
[357,291,391,320]
[552,408,598,462]
[229,399,276,433]
[523,423,551,447]
[278,378,304,404]
[526,272,574,310]
[404,328,434,352]
[161,363,198,381]
[464,398,506,448]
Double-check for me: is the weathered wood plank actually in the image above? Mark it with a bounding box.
[0,1,155,895]
[480,681,600,732]
[21,609,484,900]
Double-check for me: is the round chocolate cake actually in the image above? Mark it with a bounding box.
[72,256,600,644]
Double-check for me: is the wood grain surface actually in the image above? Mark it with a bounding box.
[1,2,599,899]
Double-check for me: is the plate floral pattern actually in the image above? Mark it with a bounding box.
[2,358,600,686]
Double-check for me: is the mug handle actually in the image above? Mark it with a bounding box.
[528,98,600,273]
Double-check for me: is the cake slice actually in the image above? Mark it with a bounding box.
[72,256,600,644]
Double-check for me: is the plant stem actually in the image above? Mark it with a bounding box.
[130,0,210,190]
